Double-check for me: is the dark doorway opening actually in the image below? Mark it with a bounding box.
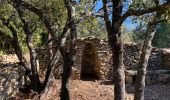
[80,42,99,81]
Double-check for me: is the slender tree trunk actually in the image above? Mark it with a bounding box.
[14,3,41,90]
[26,34,41,89]
[43,49,60,86]
[43,32,68,87]
[43,33,54,87]
[41,31,68,99]
[134,1,161,99]
[60,52,72,100]
[60,26,77,100]
[0,19,32,80]
[134,24,156,100]
[11,30,32,79]
[60,0,77,99]
[48,33,53,62]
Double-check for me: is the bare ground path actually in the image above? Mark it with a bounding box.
[41,80,170,100]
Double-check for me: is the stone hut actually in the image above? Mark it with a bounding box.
[36,37,170,81]
[37,37,112,80]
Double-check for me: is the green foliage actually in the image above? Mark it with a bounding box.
[0,0,68,54]
[73,0,107,38]
[77,17,107,38]
[131,25,145,43]
[121,25,133,43]
[153,23,170,48]
[129,0,170,47]
[127,22,170,48]
[0,2,43,53]
[1,0,169,55]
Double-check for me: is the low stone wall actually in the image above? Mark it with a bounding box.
[123,44,165,70]
[36,37,170,81]
[0,63,23,99]
[125,69,170,85]
[0,37,170,82]
[162,49,170,68]
[0,54,18,63]
[123,43,141,69]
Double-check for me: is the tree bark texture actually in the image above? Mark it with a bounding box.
[134,1,162,99]
[15,4,41,89]
[60,0,77,100]
[26,34,41,89]
[102,0,125,100]
[134,24,156,100]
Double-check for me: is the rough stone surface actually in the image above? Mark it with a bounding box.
[0,38,170,99]
[36,37,112,80]
[125,69,170,85]
[35,37,170,81]
[0,63,24,99]
[1,37,170,85]
[162,49,170,67]
[37,37,168,79]
[0,54,18,63]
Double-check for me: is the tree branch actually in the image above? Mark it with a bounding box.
[102,0,112,34]
[11,0,55,37]
[150,18,166,25]
[119,1,170,25]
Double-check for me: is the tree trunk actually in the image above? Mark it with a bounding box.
[15,4,41,90]
[60,0,77,99]
[43,49,60,86]
[109,28,125,100]
[0,18,32,80]
[11,31,32,79]
[43,33,54,87]
[43,31,68,87]
[60,25,77,100]
[48,33,53,62]
[26,34,41,90]
[134,24,156,100]
[102,0,125,99]
[41,30,69,99]
[60,52,72,100]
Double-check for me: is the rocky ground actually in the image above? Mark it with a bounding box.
[0,63,170,100]
[39,80,170,100]
[0,64,170,100]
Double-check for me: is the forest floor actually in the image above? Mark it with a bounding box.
[38,79,170,100]
[1,63,170,100]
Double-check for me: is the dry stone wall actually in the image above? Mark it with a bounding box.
[0,54,19,63]
[0,63,25,99]
[36,37,170,81]
[36,37,112,80]
[162,49,170,68]
[0,37,170,87]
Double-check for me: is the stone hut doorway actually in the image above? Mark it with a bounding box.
[80,42,100,80]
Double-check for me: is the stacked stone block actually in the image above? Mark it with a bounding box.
[35,37,170,81]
